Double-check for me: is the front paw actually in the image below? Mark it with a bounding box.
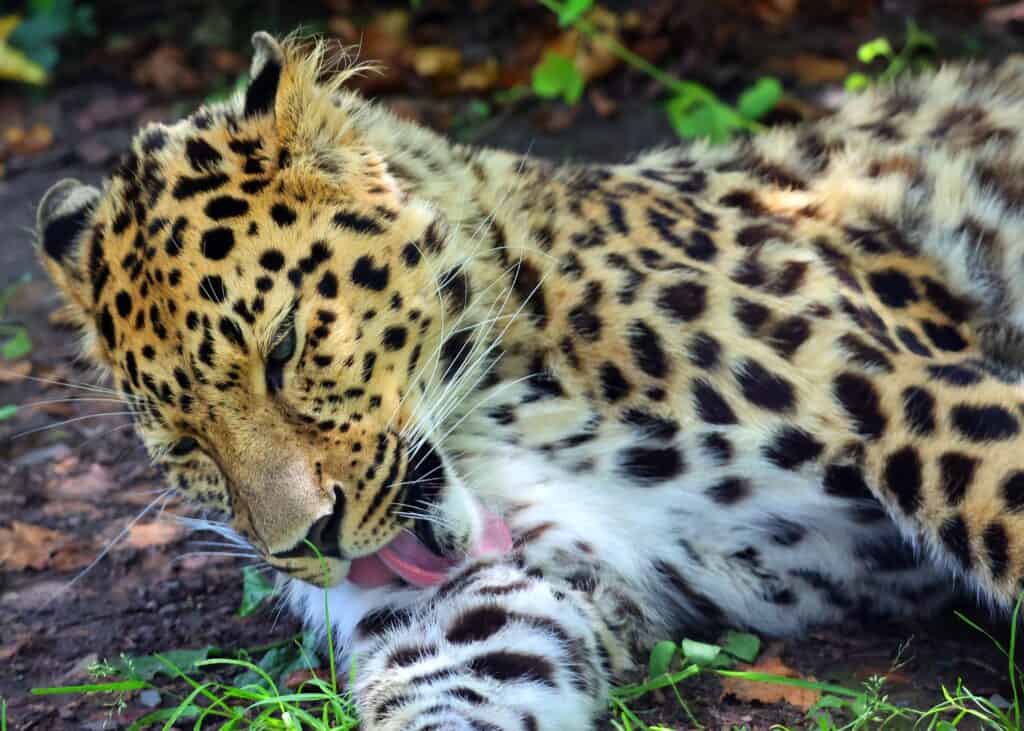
[353,563,607,730]
[356,630,599,731]
[362,696,532,731]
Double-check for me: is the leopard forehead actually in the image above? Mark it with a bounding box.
[93,114,433,423]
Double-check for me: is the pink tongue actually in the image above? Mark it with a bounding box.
[347,507,512,589]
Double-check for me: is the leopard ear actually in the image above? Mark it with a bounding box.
[245,31,284,118]
[35,178,102,314]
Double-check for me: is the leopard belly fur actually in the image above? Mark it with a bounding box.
[291,377,952,657]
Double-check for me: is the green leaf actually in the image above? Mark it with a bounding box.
[9,0,96,76]
[532,51,584,105]
[2,329,31,360]
[647,640,677,679]
[238,565,275,617]
[467,99,491,118]
[666,99,738,145]
[857,38,893,65]
[737,77,781,121]
[29,0,58,14]
[811,694,848,711]
[115,647,213,682]
[0,405,16,421]
[557,0,594,26]
[904,20,937,53]
[681,639,721,667]
[235,632,321,688]
[721,631,761,663]
[844,72,871,92]
[493,84,531,105]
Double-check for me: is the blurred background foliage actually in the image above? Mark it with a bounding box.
[0,0,1020,168]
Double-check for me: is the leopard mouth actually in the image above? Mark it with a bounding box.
[346,503,512,588]
[272,439,514,588]
[345,438,512,588]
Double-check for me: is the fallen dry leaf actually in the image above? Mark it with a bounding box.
[0,521,92,571]
[720,655,821,711]
[546,5,622,83]
[533,104,581,132]
[0,359,31,383]
[458,58,500,92]
[772,95,828,122]
[412,46,463,78]
[48,543,97,572]
[133,45,203,95]
[284,668,323,689]
[327,16,359,45]
[361,9,410,64]
[124,521,183,549]
[42,500,102,520]
[208,48,246,74]
[766,53,849,84]
[731,0,800,26]
[2,122,53,157]
[52,463,115,499]
[588,88,618,118]
[351,10,411,92]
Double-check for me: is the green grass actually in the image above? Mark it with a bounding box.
[610,594,1024,731]
[30,575,1024,730]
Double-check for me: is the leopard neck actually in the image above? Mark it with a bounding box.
[353,99,568,413]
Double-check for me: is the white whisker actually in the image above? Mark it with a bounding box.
[9,411,136,441]
[47,487,175,606]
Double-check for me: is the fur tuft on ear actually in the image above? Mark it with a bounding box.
[37,179,100,262]
[239,32,399,198]
[35,178,101,314]
[245,32,285,118]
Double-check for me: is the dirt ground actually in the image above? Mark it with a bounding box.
[3,2,1024,729]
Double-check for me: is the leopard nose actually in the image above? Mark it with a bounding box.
[271,488,345,560]
[305,487,346,559]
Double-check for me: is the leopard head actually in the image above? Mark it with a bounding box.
[34,33,510,592]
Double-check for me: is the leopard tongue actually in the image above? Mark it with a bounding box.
[347,508,513,589]
[377,532,459,588]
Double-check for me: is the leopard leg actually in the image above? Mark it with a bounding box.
[350,561,618,731]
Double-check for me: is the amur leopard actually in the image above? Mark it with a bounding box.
[33,33,1024,729]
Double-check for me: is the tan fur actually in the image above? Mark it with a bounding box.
[34,38,1024,607]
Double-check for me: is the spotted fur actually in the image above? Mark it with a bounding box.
[34,34,1024,728]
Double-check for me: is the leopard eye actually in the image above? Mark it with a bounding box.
[169,437,199,457]
[266,321,297,394]
[268,323,297,364]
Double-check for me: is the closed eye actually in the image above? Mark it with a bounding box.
[266,317,297,394]
[169,436,199,457]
